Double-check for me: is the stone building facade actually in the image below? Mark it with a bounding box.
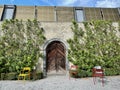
[0,5,120,76]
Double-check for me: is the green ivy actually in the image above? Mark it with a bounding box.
[0,19,46,73]
[67,20,120,77]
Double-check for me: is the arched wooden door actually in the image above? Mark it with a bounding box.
[46,41,66,74]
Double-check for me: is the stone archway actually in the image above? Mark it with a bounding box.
[46,41,65,74]
[43,38,69,77]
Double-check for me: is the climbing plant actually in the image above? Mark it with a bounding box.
[0,19,46,73]
[67,20,120,77]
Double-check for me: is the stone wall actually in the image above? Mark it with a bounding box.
[15,6,35,21]
[0,6,3,20]
[14,6,75,22]
[37,22,85,76]
[37,6,55,21]
[41,22,74,41]
[0,20,119,76]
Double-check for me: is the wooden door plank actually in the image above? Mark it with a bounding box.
[46,41,66,73]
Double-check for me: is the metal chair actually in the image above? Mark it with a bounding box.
[69,65,78,80]
[18,67,31,80]
[92,66,104,86]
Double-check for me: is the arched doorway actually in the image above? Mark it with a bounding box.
[46,41,66,74]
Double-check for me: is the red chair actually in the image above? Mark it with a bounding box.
[69,65,78,80]
[92,67,104,86]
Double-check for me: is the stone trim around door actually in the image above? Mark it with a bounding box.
[43,38,69,77]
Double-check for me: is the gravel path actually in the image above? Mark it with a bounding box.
[0,75,120,90]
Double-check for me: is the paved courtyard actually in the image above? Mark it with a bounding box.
[0,75,120,90]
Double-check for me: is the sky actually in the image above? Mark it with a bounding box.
[0,0,120,8]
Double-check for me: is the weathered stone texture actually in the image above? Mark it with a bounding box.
[41,22,74,41]
[56,7,74,22]
[37,6,55,21]
[0,6,3,19]
[15,6,35,21]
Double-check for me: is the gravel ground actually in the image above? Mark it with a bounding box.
[0,75,120,90]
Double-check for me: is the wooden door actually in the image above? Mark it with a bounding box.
[46,41,65,73]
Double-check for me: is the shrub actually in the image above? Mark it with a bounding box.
[5,72,17,80]
[0,19,46,74]
[36,72,43,80]
[31,71,43,80]
[105,68,120,76]
[67,20,120,77]
[0,73,5,80]
[77,70,92,78]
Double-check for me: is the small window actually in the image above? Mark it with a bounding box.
[1,5,16,21]
[75,9,84,22]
